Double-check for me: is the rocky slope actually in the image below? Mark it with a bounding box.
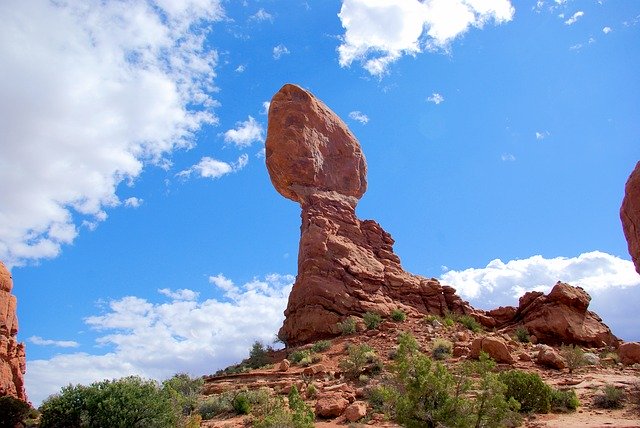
[0,261,27,401]
[265,83,617,348]
[621,161,640,274]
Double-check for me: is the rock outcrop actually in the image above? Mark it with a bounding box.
[0,261,26,401]
[266,84,480,345]
[496,282,618,347]
[621,161,640,274]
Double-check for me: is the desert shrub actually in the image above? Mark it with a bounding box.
[289,349,310,364]
[338,317,357,335]
[514,326,530,343]
[233,393,251,415]
[311,340,332,353]
[499,370,552,413]
[561,345,586,374]
[550,389,580,413]
[248,341,270,369]
[593,384,625,409]
[198,393,234,419]
[391,309,406,322]
[363,312,383,329]
[456,314,482,333]
[339,344,381,379]
[431,338,453,360]
[443,315,455,327]
[305,383,318,399]
[162,373,203,416]
[253,386,313,428]
[0,396,31,428]
[39,376,178,428]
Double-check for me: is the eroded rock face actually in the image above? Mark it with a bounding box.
[621,161,640,274]
[0,261,27,401]
[266,84,479,345]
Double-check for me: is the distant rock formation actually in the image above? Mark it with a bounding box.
[0,261,26,401]
[489,281,618,347]
[621,161,640,274]
[266,84,483,346]
[265,83,618,348]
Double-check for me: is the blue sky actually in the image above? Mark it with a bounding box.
[1,0,638,405]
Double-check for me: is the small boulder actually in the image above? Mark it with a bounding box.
[536,345,566,370]
[278,359,291,372]
[618,342,640,365]
[470,336,515,364]
[315,392,349,418]
[344,401,367,422]
[583,352,600,366]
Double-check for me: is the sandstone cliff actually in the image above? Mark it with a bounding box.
[621,161,640,274]
[0,261,27,401]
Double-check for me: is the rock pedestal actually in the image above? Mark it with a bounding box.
[621,161,640,274]
[0,261,26,401]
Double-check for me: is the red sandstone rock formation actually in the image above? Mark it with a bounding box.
[621,161,640,274]
[0,261,26,401]
[266,84,480,346]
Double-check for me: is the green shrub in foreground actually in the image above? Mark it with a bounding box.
[338,317,357,335]
[551,389,580,413]
[253,386,313,428]
[363,312,383,329]
[499,370,552,413]
[0,396,32,428]
[431,338,453,361]
[391,309,406,322]
[594,384,625,409]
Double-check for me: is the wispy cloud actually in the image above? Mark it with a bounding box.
[348,111,369,124]
[564,11,584,25]
[158,288,200,301]
[235,65,246,73]
[260,101,271,115]
[176,155,248,180]
[602,26,612,34]
[250,8,273,22]
[223,116,265,148]
[273,44,290,60]
[29,336,80,348]
[0,0,223,268]
[427,93,445,105]
[123,197,143,208]
[337,0,514,76]
[26,274,294,406]
[535,131,550,140]
[501,153,516,162]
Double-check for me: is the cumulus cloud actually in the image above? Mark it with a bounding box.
[176,154,248,179]
[440,251,640,340]
[235,64,246,73]
[564,11,584,25]
[501,153,516,161]
[223,116,265,147]
[273,44,290,59]
[602,26,612,34]
[250,8,273,22]
[123,197,144,208]
[0,0,223,267]
[29,336,80,348]
[26,273,294,406]
[348,111,369,124]
[337,0,514,76]
[261,101,271,115]
[157,288,200,301]
[427,93,445,104]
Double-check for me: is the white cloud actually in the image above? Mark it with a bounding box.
[261,101,271,115]
[158,288,200,301]
[273,44,290,59]
[535,130,550,140]
[348,111,369,124]
[337,0,514,76]
[569,43,583,51]
[564,11,584,25]
[501,153,516,161]
[0,0,223,268]
[250,8,273,22]
[602,26,612,34]
[124,197,144,208]
[235,64,246,73]
[223,116,265,148]
[440,251,640,340]
[29,336,80,348]
[26,273,294,406]
[427,93,445,104]
[176,154,248,179]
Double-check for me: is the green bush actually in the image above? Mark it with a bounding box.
[456,315,482,333]
[338,317,357,335]
[233,393,251,415]
[253,386,313,428]
[594,384,625,409]
[499,370,552,413]
[391,309,406,322]
[310,340,331,353]
[551,389,580,413]
[431,338,453,360]
[248,341,270,369]
[0,396,31,428]
[561,345,586,374]
[514,326,530,343]
[363,312,383,329]
[39,376,178,428]
[289,349,311,364]
[339,344,381,380]
[162,373,203,416]
[198,393,234,419]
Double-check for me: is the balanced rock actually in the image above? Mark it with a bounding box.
[266,84,480,345]
[0,261,27,401]
[621,161,640,274]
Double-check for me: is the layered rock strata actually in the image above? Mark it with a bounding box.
[266,84,482,345]
[0,261,26,401]
[621,161,640,274]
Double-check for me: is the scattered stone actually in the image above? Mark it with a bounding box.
[518,352,532,362]
[470,336,515,364]
[278,359,290,372]
[537,345,566,370]
[618,342,640,365]
[344,401,367,422]
[583,352,600,366]
[315,392,349,418]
